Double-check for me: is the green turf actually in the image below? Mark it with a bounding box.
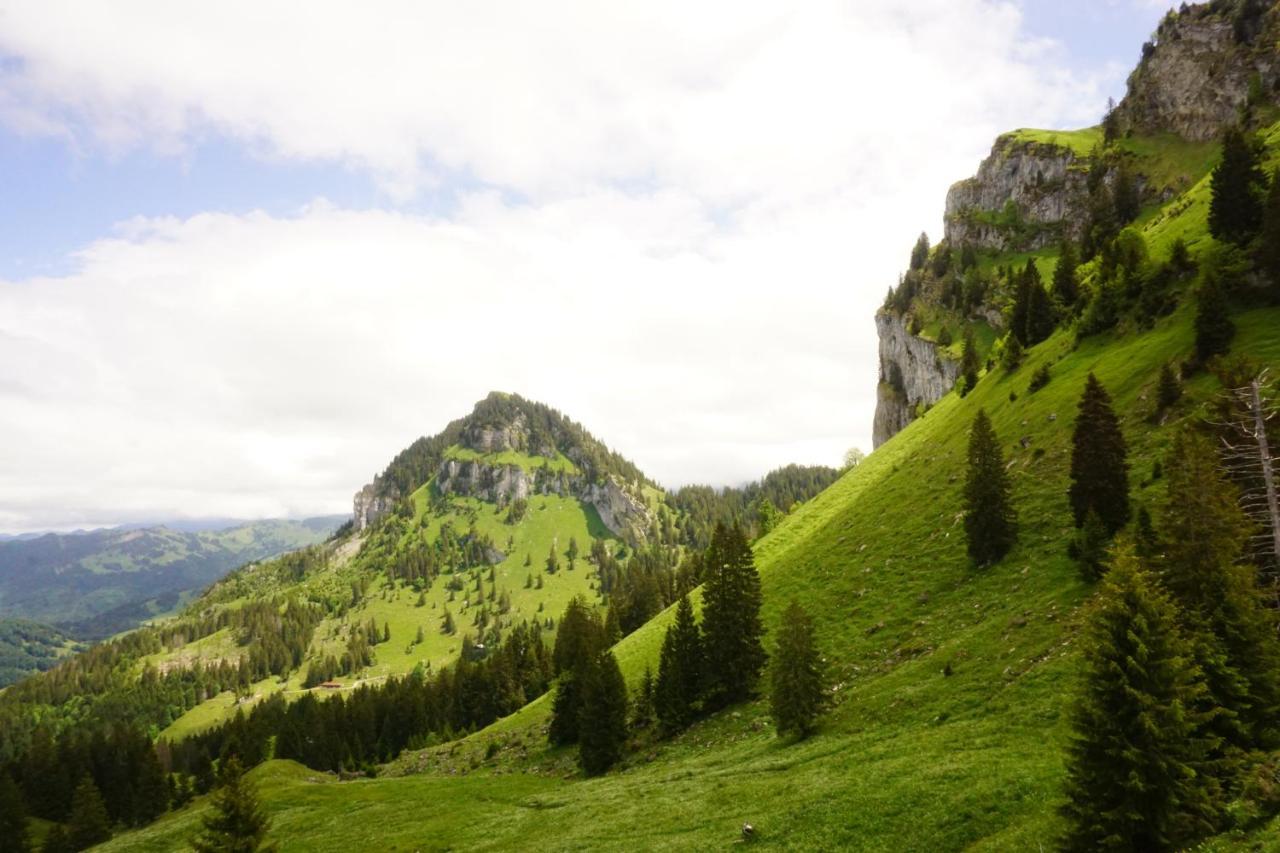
[443,444,580,474]
[108,299,1280,850]
[103,119,1280,851]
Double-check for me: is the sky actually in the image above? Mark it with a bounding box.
[0,0,1172,533]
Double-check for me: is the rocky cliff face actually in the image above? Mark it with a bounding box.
[582,478,653,542]
[944,136,1092,252]
[436,459,536,504]
[434,456,652,541]
[871,313,960,448]
[1117,5,1280,142]
[871,1,1280,448]
[353,481,399,531]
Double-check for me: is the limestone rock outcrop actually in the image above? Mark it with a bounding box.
[1117,7,1280,143]
[944,136,1092,252]
[353,481,399,532]
[871,313,960,448]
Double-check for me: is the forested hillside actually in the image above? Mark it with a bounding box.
[0,391,836,850]
[8,3,1280,851]
[0,517,344,641]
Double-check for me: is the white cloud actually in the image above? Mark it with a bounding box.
[0,1,1121,531]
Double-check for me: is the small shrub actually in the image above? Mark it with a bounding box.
[1028,363,1051,393]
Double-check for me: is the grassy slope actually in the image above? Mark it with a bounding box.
[106,303,1280,852]
[157,489,613,740]
[443,445,580,474]
[104,125,1280,850]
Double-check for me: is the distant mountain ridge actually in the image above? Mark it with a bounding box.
[0,516,345,639]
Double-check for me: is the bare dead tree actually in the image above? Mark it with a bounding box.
[1213,370,1280,597]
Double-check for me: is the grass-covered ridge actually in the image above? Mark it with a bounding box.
[101,299,1280,850]
[98,101,1280,849]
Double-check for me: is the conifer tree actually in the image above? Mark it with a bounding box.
[963,410,1017,566]
[548,669,584,746]
[1009,266,1032,346]
[769,601,827,739]
[1060,545,1222,851]
[700,525,766,708]
[578,650,628,776]
[0,772,31,853]
[1112,161,1141,224]
[136,746,170,825]
[1135,505,1161,563]
[1160,428,1280,751]
[909,232,930,270]
[549,597,604,745]
[39,826,71,853]
[191,758,277,853]
[1156,363,1182,412]
[546,543,559,574]
[1194,274,1235,365]
[552,596,602,676]
[1051,242,1080,314]
[1000,334,1024,372]
[1258,168,1280,300]
[1209,126,1266,245]
[66,777,111,852]
[959,326,981,396]
[1101,96,1120,145]
[1070,510,1111,581]
[1025,280,1055,345]
[655,594,703,734]
[1068,374,1130,534]
[632,666,656,729]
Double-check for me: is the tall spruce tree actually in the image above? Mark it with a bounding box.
[1009,264,1033,346]
[1025,279,1055,345]
[700,524,767,709]
[1156,363,1182,412]
[963,410,1017,566]
[655,594,703,734]
[959,326,981,396]
[39,826,71,853]
[1259,168,1280,301]
[1194,273,1235,366]
[66,777,111,852]
[0,772,31,853]
[1060,545,1223,851]
[1209,126,1266,245]
[1068,374,1130,534]
[191,758,277,853]
[769,601,827,739]
[632,666,656,729]
[549,597,603,745]
[577,650,628,776]
[1160,428,1280,751]
[1051,242,1080,314]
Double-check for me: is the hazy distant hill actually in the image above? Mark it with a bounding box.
[0,516,344,639]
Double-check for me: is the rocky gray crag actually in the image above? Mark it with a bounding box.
[871,0,1272,447]
[353,481,399,531]
[432,457,652,542]
[944,136,1092,253]
[354,395,655,542]
[1117,4,1280,143]
[872,313,960,448]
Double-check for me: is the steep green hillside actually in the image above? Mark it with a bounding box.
[95,57,1280,851]
[155,489,615,740]
[99,300,1280,851]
